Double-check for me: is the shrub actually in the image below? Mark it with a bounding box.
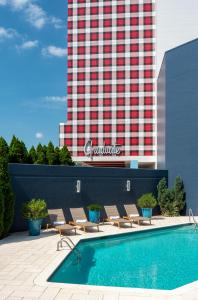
[0,156,14,237]
[137,193,157,209]
[87,204,103,211]
[157,176,185,216]
[160,189,178,216]
[0,188,4,238]
[163,201,180,217]
[157,177,167,210]
[174,176,185,213]
[22,199,48,220]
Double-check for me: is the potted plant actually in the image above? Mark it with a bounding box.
[87,204,103,224]
[22,198,48,236]
[137,193,157,218]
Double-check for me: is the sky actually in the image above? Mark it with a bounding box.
[0,0,198,148]
[0,0,67,148]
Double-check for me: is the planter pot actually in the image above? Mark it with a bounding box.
[27,219,42,236]
[88,210,100,223]
[141,208,152,218]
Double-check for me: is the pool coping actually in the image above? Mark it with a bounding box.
[34,220,198,298]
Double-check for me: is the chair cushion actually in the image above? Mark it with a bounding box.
[129,214,139,217]
[109,216,119,220]
[53,221,65,226]
[76,219,87,223]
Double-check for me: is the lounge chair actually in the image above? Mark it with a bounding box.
[104,205,133,228]
[47,208,76,236]
[123,204,151,225]
[69,207,99,232]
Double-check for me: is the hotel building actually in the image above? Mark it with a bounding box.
[60,0,156,168]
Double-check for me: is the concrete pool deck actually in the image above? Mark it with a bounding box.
[0,216,197,300]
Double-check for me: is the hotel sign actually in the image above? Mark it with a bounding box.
[84,140,121,158]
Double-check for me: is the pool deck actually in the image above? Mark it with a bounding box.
[0,216,197,300]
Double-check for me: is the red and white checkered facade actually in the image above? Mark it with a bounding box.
[60,0,156,165]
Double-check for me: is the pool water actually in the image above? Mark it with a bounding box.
[49,225,198,290]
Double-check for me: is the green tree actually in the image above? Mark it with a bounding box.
[0,137,9,157]
[46,141,56,165]
[157,177,168,214]
[36,143,43,153]
[0,156,14,238]
[35,151,46,164]
[42,145,47,157]
[160,188,177,216]
[174,176,185,213]
[54,147,60,165]
[0,187,4,238]
[0,137,8,237]
[28,146,37,164]
[9,135,28,163]
[59,145,74,165]
[35,144,46,164]
[157,176,185,216]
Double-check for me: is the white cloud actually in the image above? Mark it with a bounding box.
[2,0,64,30]
[10,0,29,10]
[22,96,66,111]
[35,132,44,139]
[25,3,47,29]
[19,40,38,49]
[0,0,7,5]
[42,46,66,58]
[50,16,64,29]
[0,26,17,40]
[44,96,66,103]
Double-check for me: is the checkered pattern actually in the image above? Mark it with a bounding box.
[60,0,156,159]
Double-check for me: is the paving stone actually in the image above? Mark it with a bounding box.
[0,290,14,300]
[6,297,23,300]
[85,295,103,300]
[70,295,87,300]
[39,287,61,299]
[54,289,73,300]
[103,293,119,300]
[11,290,44,298]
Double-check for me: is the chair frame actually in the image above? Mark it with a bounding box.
[123,204,152,225]
[69,207,100,232]
[47,208,77,236]
[104,205,133,228]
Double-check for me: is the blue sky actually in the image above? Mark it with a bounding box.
[0,0,67,148]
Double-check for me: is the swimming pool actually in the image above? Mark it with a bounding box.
[48,225,198,290]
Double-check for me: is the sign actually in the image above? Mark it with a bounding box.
[84,140,121,158]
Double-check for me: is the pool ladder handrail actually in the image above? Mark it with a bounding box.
[57,236,81,263]
[189,208,198,228]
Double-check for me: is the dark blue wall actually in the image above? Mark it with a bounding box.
[9,164,168,232]
[157,56,166,169]
[157,38,198,214]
